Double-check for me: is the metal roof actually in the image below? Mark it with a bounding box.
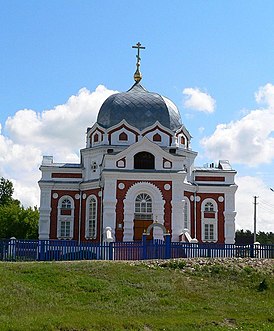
[97,83,182,131]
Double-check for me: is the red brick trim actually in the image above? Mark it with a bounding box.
[61,209,71,215]
[52,173,82,178]
[204,212,215,218]
[50,189,102,242]
[142,125,171,137]
[88,127,104,137]
[183,192,225,243]
[195,176,225,182]
[108,124,139,144]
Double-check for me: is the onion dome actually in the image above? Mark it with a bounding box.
[96,42,182,131]
[97,83,182,131]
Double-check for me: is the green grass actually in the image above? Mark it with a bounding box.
[0,259,273,331]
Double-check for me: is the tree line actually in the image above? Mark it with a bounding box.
[235,229,274,245]
[0,177,38,239]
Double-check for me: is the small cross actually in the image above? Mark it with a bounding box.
[132,42,146,82]
[132,42,146,64]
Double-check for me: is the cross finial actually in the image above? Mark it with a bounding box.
[132,42,146,83]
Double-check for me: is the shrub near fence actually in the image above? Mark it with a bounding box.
[0,238,273,261]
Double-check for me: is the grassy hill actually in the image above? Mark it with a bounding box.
[0,258,273,331]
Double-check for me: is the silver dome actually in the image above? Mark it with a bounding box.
[97,83,182,131]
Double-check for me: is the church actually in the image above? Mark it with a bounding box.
[38,43,237,244]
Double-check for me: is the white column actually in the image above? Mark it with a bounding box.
[171,179,185,241]
[224,186,237,244]
[102,178,117,238]
[123,209,134,241]
[153,203,165,240]
[38,185,52,240]
[224,211,237,244]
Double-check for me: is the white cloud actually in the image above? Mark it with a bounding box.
[0,85,116,207]
[235,176,274,233]
[183,87,216,113]
[255,83,274,105]
[201,83,274,166]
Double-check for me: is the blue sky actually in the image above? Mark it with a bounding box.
[1,1,274,232]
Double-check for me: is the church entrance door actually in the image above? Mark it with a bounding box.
[134,220,153,241]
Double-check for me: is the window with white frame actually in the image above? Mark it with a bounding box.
[58,197,74,239]
[60,220,71,238]
[204,223,215,241]
[202,199,217,242]
[204,201,214,212]
[86,196,97,239]
[61,198,71,210]
[134,193,153,220]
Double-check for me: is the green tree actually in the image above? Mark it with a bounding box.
[0,202,39,239]
[0,177,39,239]
[0,177,14,206]
[257,231,274,244]
[236,229,274,244]
[235,229,253,244]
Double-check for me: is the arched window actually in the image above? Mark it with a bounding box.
[94,133,99,143]
[134,151,155,169]
[153,133,161,142]
[134,193,153,220]
[119,132,128,141]
[61,198,71,209]
[86,196,97,239]
[202,199,217,242]
[180,136,185,145]
[58,197,74,239]
[204,202,214,212]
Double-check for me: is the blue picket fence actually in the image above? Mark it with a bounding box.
[0,238,273,261]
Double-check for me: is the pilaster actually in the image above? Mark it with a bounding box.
[102,178,117,236]
[38,185,52,239]
[224,187,237,244]
[171,180,185,241]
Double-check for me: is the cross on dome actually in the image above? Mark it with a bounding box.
[132,42,145,83]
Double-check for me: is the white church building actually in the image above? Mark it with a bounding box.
[38,43,237,244]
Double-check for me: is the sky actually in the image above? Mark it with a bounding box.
[1,0,274,232]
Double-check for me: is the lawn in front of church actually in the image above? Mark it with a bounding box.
[0,259,273,330]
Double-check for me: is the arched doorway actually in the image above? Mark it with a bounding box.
[123,182,165,241]
[134,193,153,241]
[145,222,168,236]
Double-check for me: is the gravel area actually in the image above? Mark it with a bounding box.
[127,258,274,275]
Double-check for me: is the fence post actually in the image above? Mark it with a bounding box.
[142,234,147,260]
[108,242,113,260]
[250,244,254,258]
[165,234,171,259]
[207,246,211,258]
[8,237,16,261]
[39,240,45,261]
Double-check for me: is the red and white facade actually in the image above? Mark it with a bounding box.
[39,114,237,243]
